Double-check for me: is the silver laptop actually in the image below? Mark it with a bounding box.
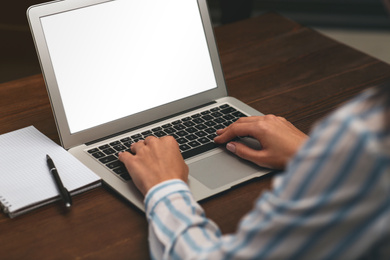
[27,0,270,211]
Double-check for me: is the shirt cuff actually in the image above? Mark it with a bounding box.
[144,179,190,214]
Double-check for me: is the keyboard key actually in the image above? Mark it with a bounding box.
[131,133,142,139]
[205,121,216,127]
[106,160,122,169]
[188,141,201,148]
[143,133,154,138]
[191,113,201,118]
[170,133,179,139]
[141,130,152,136]
[172,120,182,125]
[181,142,219,159]
[173,124,186,130]
[205,128,216,134]
[223,121,233,127]
[113,144,126,151]
[179,144,191,151]
[195,131,207,137]
[152,126,162,132]
[176,137,188,144]
[186,127,198,133]
[154,131,167,137]
[110,141,121,146]
[195,124,207,130]
[165,127,176,134]
[223,114,235,120]
[98,144,110,150]
[120,173,132,181]
[120,137,131,142]
[183,121,195,127]
[162,123,172,128]
[186,134,197,141]
[182,117,192,121]
[193,118,205,124]
[198,137,210,144]
[221,107,237,114]
[214,124,225,130]
[122,142,132,148]
[176,130,188,137]
[113,167,127,175]
[99,155,117,164]
[211,112,223,118]
[207,134,218,140]
[219,104,230,109]
[201,115,213,121]
[214,118,226,124]
[88,148,99,154]
[102,148,116,155]
[232,111,247,118]
[92,151,105,159]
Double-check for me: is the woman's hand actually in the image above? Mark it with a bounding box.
[118,136,188,196]
[214,115,308,170]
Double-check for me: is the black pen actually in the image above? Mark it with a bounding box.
[46,154,72,208]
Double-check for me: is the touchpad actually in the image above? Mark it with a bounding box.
[189,151,260,190]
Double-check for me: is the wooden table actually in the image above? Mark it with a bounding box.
[1,13,390,259]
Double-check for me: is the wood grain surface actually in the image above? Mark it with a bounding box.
[1,13,390,259]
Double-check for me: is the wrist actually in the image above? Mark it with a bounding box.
[144,179,189,213]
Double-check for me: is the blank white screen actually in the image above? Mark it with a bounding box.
[40,0,217,134]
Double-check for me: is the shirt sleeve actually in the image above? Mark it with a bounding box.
[144,91,390,260]
[144,179,223,260]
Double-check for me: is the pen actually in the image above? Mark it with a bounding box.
[46,154,72,208]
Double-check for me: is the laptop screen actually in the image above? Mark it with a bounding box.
[40,0,217,134]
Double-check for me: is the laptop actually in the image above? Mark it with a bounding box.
[27,0,271,211]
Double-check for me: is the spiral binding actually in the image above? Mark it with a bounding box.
[0,195,12,214]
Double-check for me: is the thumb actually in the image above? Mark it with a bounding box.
[226,142,267,166]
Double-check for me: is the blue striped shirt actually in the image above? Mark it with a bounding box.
[144,89,390,260]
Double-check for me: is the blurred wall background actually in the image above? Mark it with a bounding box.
[1,0,389,83]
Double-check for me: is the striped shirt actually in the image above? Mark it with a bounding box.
[144,89,390,260]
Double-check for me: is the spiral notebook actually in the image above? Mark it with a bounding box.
[0,126,101,218]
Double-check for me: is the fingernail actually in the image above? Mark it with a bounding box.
[226,143,236,153]
[216,129,223,135]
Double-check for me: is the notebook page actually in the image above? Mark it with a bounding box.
[0,126,100,214]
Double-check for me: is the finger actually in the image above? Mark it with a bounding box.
[161,135,178,145]
[216,115,271,135]
[144,136,157,145]
[214,122,259,144]
[160,135,175,141]
[118,151,134,165]
[215,114,285,143]
[130,140,145,154]
[118,151,143,182]
[159,136,181,153]
[226,141,268,167]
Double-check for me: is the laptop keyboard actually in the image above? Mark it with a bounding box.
[86,104,247,181]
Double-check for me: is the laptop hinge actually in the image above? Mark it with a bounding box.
[86,101,217,146]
